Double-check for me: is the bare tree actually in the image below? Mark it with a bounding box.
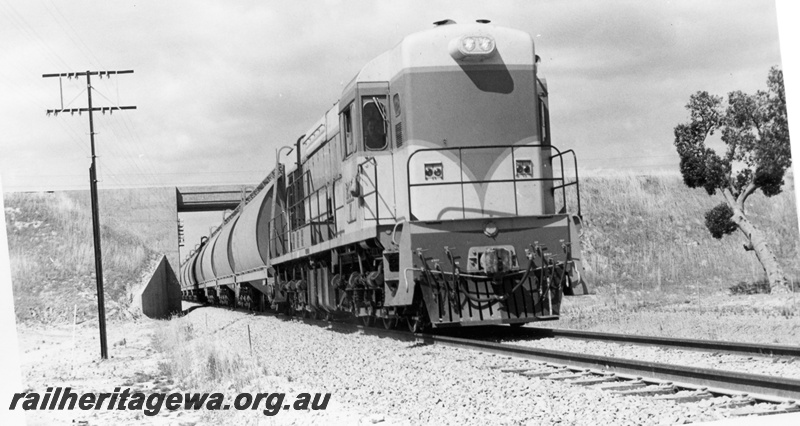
[673,67,791,293]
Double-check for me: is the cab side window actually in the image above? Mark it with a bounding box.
[362,96,388,150]
[342,104,355,158]
[539,98,550,145]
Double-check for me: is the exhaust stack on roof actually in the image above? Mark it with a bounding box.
[433,19,456,27]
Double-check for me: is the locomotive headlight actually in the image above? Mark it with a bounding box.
[515,159,533,178]
[449,35,497,61]
[483,221,499,238]
[424,162,443,181]
[462,37,476,52]
[477,36,494,52]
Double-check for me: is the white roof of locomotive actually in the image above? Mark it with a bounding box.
[354,21,536,82]
[293,21,537,166]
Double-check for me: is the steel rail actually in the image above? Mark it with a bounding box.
[517,327,800,358]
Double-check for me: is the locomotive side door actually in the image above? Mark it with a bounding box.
[355,82,395,224]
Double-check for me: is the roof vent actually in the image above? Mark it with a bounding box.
[433,19,456,27]
[476,19,491,24]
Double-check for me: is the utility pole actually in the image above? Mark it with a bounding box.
[42,70,136,360]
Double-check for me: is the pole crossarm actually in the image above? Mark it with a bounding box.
[46,106,137,115]
[42,70,134,78]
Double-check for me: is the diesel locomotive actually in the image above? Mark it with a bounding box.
[179,19,590,331]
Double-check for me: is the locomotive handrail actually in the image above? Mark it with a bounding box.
[354,156,380,226]
[549,149,581,218]
[390,217,406,246]
[266,154,382,260]
[406,144,580,220]
[274,170,345,255]
[269,210,290,258]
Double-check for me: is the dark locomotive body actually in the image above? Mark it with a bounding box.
[180,20,590,330]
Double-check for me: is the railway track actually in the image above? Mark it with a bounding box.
[287,313,800,403]
[357,327,800,401]
[196,304,800,417]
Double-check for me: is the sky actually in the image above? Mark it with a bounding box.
[1,0,797,252]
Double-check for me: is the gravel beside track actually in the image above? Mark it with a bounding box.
[500,336,800,380]
[176,307,781,425]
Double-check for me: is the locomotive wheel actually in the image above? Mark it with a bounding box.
[361,314,374,327]
[382,316,397,330]
[348,271,362,289]
[380,308,396,329]
[406,297,430,333]
[360,305,375,327]
[407,316,426,333]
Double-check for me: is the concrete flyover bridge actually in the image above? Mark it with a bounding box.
[175,185,253,213]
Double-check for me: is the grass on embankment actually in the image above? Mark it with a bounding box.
[576,171,800,295]
[4,189,176,323]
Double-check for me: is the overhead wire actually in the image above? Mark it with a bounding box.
[7,1,181,215]
[1,1,158,195]
[0,0,72,71]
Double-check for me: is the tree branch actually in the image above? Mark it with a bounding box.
[751,113,765,142]
[722,187,737,207]
[735,180,758,211]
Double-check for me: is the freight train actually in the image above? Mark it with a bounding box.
[179,19,590,331]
